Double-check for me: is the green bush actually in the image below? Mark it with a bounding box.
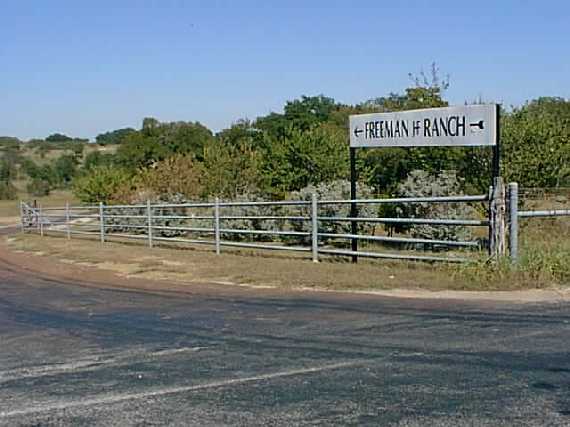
[72,166,132,203]
[26,179,51,197]
[0,181,18,200]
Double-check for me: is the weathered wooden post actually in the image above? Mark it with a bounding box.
[508,182,519,265]
[489,178,506,260]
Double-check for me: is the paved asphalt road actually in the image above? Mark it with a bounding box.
[0,255,570,425]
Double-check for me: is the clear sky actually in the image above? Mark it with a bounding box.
[1,0,568,140]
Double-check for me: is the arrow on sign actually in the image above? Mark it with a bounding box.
[353,128,363,138]
[470,120,485,130]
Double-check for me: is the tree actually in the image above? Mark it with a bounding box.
[116,131,168,170]
[116,119,215,170]
[45,133,73,142]
[255,95,340,139]
[260,124,349,196]
[53,154,78,187]
[95,128,137,145]
[72,166,132,203]
[83,151,116,171]
[0,159,17,200]
[502,97,570,187]
[202,138,263,198]
[135,155,205,200]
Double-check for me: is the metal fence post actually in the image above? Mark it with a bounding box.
[39,203,44,237]
[508,182,519,265]
[147,199,153,248]
[214,197,221,255]
[65,201,71,240]
[19,201,25,234]
[99,202,105,243]
[311,193,319,263]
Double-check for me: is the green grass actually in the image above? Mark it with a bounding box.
[452,218,570,289]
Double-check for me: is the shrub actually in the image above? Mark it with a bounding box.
[26,179,51,197]
[394,170,477,241]
[136,154,205,200]
[0,181,18,200]
[217,191,282,242]
[104,193,210,239]
[72,166,132,203]
[287,180,377,244]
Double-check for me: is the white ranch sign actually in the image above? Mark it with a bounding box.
[349,104,497,148]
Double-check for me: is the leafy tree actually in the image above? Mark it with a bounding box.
[0,158,16,182]
[135,154,205,200]
[70,143,84,159]
[116,119,215,170]
[95,128,137,145]
[215,119,259,147]
[73,166,132,203]
[116,131,168,170]
[255,95,340,139]
[202,138,264,198]
[53,154,78,187]
[83,151,116,171]
[260,123,349,196]
[502,97,570,187]
[0,136,21,151]
[46,133,73,142]
[0,159,17,200]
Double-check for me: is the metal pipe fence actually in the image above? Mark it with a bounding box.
[508,183,570,265]
[20,192,492,264]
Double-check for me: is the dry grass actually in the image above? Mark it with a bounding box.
[6,222,569,292]
[19,144,118,165]
[0,190,77,221]
[6,233,464,292]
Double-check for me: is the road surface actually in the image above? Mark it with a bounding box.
[0,250,569,425]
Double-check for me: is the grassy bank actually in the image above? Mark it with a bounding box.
[6,218,569,292]
[456,217,570,288]
[0,190,77,223]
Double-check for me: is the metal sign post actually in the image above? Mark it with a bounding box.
[348,104,500,262]
[349,147,358,263]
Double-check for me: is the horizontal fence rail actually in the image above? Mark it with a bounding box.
[20,192,492,264]
[518,209,570,218]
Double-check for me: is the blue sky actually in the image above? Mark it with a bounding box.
[1,0,568,140]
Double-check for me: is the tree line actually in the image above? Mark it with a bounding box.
[1,79,569,203]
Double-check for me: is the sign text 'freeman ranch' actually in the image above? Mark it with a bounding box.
[349,105,497,148]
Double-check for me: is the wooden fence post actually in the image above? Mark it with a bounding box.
[508,182,519,265]
[489,177,506,260]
